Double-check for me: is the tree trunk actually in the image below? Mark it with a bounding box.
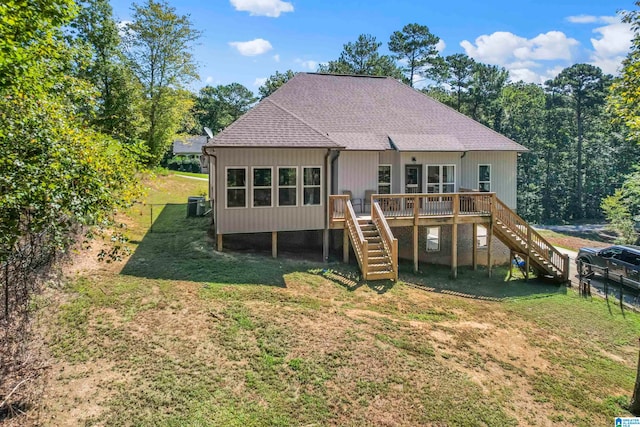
[575,104,584,220]
[630,338,640,415]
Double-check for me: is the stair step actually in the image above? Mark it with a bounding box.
[368,263,392,271]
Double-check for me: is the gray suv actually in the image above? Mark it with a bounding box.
[576,245,640,282]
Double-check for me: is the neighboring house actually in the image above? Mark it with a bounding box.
[173,136,209,173]
[203,73,569,282]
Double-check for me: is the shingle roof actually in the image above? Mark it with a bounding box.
[207,73,527,152]
[206,98,340,148]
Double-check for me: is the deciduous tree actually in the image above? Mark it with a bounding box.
[123,0,201,165]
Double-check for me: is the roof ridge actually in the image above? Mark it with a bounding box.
[305,72,388,79]
[266,97,341,147]
[385,78,528,152]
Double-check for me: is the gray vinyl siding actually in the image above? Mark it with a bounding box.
[335,151,379,201]
[460,151,517,208]
[399,152,462,193]
[214,148,328,234]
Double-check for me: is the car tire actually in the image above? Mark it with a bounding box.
[578,258,592,276]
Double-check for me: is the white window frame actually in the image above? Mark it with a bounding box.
[476,225,488,248]
[426,164,456,194]
[378,164,392,194]
[426,226,440,252]
[478,164,491,192]
[225,166,248,209]
[251,166,273,208]
[302,166,322,207]
[277,166,298,207]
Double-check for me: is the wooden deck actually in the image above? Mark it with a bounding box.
[329,192,569,282]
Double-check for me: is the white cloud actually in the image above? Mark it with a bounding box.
[254,77,267,87]
[205,76,214,84]
[229,38,273,56]
[436,39,446,53]
[567,15,599,24]
[590,20,633,74]
[295,58,318,71]
[230,0,293,17]
[461,30,580,83]
[273,54,280,62]
[461,31,578,65]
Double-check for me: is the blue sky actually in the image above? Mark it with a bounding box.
[109,0,635,94]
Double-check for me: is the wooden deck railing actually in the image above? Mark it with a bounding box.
[370,192,494,219]
[329,194,349,226]
[372,201,398,280]
[493,197,569,281]
[344,199,368,276]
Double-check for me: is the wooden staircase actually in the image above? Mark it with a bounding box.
[358,219,396,280]
[344,200,398,281]
[492,198,569,282]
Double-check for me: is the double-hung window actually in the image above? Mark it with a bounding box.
[252,167,272,207]
[478,165,491,192]
[378,165,391,194]
[226,167,247,208]
[303,167,321,206]
[278,167,297,206]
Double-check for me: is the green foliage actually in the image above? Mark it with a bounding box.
[318,34,403,79]
[70,0,146,145]
[258,70,296,99]
[194,83,257,133]
[602,171,640,244]
[388,23,443,86]
[123,0,201,165]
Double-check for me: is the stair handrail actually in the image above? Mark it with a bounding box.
[493,197,569,279]
[372,201,399,281]
[344,200,368,277]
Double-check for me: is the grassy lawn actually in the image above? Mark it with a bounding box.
[34,174,640,426]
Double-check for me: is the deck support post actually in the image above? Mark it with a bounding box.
[272,231,278,259]
[217,234,223,252]
[451,223,458,279]
[343,229,349,263]
[451,194,459,279]
[487,223,493,277]
[413,225,419,273]
[472,223,478,271]
[322,229,329,263]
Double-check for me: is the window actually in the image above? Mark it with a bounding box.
[476,225,487,248]
[478,165,491,192]
[427,165,455,193]
[252,167,272,207]
[378,165,391,194]
[426,226,440,252]
[226,167,247,208]
[303,167,321,205]
[278,167,297,206]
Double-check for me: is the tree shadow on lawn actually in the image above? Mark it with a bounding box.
[121,204,326,287]
[397,261,567,300]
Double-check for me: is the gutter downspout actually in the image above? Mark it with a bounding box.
[202,145,217,232]
[324,149,341,262]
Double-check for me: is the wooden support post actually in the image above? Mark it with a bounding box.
[487,223,493,277]
[451,194,459,279]
[413,225,419,273]
[272,231,278,259]
[507,250,513,280]
[525,253,530,281]
[343,229,349,263]
[451,223,458,279]
[322,229,329,263]
[472,223,478,271]
[526,227,532,281]
[217,233,223,252]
